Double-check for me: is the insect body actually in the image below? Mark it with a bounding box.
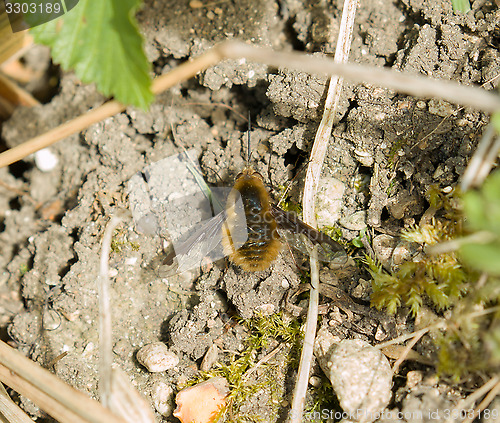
[222,167,282,271]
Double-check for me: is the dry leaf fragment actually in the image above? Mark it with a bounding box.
[173,377,228,423]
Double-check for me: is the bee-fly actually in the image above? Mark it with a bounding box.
[162,124,347,274]
[222,167,282,271]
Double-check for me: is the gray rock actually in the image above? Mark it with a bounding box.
[316,338,393,423]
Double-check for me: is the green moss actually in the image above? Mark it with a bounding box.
[307,377,341,419]
[110,229,140,253]
[367,224,467,317]
[366,170,500,378]
[277,190,303,215]
[388,137,408,169]
[351,228,368,249]
[182,312,303,422]
[19,263,29,277]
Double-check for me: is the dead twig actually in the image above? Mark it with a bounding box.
[290,0,358,421]
[444,375,500,423]
[1,39,500,168]
[0,340,126,423]
[98,215,124,407]
[98,212,155,423]
[0,382,35,423]
[391,329,427,373]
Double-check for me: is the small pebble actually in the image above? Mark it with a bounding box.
[353,149,374,167]
[136,342,179,372]
[256,303,275,316]
[152,381,174,416]
[428,99,455,117]
[309,375,322,387]
[34,148,58,172]
[189,0,203,7]
[317,338,393,423]
[442,185,453,193]
[125,256,138,266]
[135,213,159,235]
[406,370,423,389]
[372,234,398,269]
[316,176,345,227]
[374,324,387,341]
[339,210,367,231]
[391,241,417,269]
[351,278,371,301]
[200,344,219,372]
[423,374,439,386]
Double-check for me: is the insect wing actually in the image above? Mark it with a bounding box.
[161,211,228,274]
[271,205,347,266]
[161,193,248,275]
[128,149,248,275]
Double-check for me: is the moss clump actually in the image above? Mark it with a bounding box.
[184,312,303,423]
[366,171,500,378]
[110,229,140,253]
[367,223,467,316]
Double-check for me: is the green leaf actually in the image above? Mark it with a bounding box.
[460,242,500,275]
[30,0,153,109]
[492,112,500,135]
[423,281,449,310]
[463,170,500,235]
[351,236,363,248]
[451,0,471,13]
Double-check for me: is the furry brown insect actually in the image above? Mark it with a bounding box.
[163,164,347,274]
[222,167,282,271]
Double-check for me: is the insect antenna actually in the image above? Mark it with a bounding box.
[246,111,252,166]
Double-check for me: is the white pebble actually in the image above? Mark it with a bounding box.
[256,303,275,316]
[309,376,322,387]
[34,148,58,172]
[152,381,174,416]
[136,342,179,372]
[125,256,138,266]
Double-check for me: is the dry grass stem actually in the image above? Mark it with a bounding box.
[109,368,155,423]
[0,340,125,423]
[465,380,500,423]
[0,72,39,108]
[426,231,497,256]
[0,382,35,423]
[99,215,124,408]
[391,329,427,373]
[445,375,500,423]
[0,47,224,168]
[290,1,358,421]
[0,9,32,67]
[221,41,500,113]
[375,328,433,351]
[99,214,154,422]
[0,99,125,168]
[1,38,499,168]
[241,344,286,383]
[461,124,500,191]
